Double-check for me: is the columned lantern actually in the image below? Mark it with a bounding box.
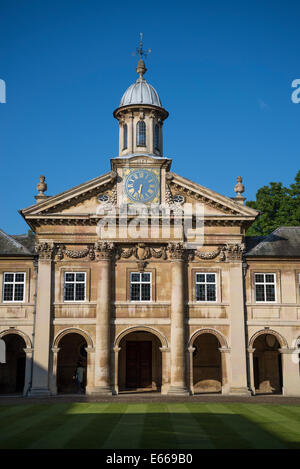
[113,33,169,158]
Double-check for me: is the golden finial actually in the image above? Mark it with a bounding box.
[133,33,151,80]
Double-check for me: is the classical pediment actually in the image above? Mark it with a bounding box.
[167,172,258,218]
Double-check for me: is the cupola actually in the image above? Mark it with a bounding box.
[113,34,168,158]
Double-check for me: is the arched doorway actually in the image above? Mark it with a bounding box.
[253,333,282,394]
[118,331,162,392]
[0,334,26,394]
[57,333,88,394]
[193,333,222,394]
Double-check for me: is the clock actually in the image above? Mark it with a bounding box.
[124,168,160,203]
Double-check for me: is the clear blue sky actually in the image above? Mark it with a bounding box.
[1,0,299,234]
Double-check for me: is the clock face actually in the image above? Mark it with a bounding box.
[124,169,159,203]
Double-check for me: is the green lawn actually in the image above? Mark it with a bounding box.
[0,402,300,449]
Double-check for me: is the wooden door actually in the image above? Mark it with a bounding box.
[126,341,152,389]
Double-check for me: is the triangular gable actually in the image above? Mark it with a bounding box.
[20,171,115,216]
[169,172,259,218]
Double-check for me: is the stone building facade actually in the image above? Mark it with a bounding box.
[1,46,300,397]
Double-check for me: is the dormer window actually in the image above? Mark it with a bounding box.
[123,124,128,150]
[136,120,146,147]
[154,124,159,151]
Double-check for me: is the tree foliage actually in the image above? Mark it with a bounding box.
[246,170,300,236]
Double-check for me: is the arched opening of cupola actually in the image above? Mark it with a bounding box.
[0,334,26,394]
[154,124,159,151]
[136,120,146,147]
[192,333,222,394]
[118,331,162,393]
[253,334,282,394]
[57,333,88,394]
[123,123,128,150]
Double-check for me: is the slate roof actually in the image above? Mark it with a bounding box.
[0,229,35,256]
[245,227,300,257]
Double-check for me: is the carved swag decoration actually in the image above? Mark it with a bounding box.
[115,243,168,261]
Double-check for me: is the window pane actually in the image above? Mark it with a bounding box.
[206,274,216,283]
[206,284,216,301]
[196,274,205,283]
[255,274,264,283]
[131,273,140,282]
[14,284,24,301]
[266,284,275,301]
[15,273,25,282]
[4,273,14,282]
[137,121,146,146]
[76,273,85,282]
[130,283,140,301]
[256,284,265,301]
[64,283,74,301]
[123,124,127,149]
[3,284,13,301]
[75,283,85,301]
[265,274,275,283]
[154,124,159,150]
[141,283,151,301]
[141,273,151,282]
[196,284,205,301]
[65,273,75,282]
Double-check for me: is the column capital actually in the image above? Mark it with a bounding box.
[167,242,186,260]
[35,242,54,261]
[159,346,170,353]
[113,346,121,353]
[219,347,231,353]
[94,241,115,260]
[247,347,255,353]
[85,347,95,353]
[24,347,34,355]
[187,346,195,353]
[51,347,60,354]
[279,348,294,354]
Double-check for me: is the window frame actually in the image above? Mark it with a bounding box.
[136,120,146,147]
[63,271,87,303]
[195,272,217,303]
[129,271,152,303]
[2,272,26,303]
[123,123,128,150]
[154,124,160,151]
[254,272,277,303]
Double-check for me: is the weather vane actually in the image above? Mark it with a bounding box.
[132,32,151,59]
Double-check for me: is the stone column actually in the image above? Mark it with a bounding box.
[29,243,53,396]
[23,347,33,396]
[91,242,114,395]
[228,247,250,395]
[85,346,95,394]
[50,347,60,395]
[168,243,189,395]
[112,345,121,395]
[280,348,300,397]
[247,347,256,395]
[187,346,195,395]
[160,346,170,395]
[219,347,231,395]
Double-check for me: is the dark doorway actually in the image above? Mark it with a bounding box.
[193,333,222,393]
[57,333,87,394]
[253,334,282,394]
[126,341,152,389]
[0,334,26,394]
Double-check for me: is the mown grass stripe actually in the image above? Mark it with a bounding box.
[140,403,179,449]
[29,403,110,449]
[204,403,286,449]
[65,403,128,449]
[241,404,300,448]
[167,403,214,449]
[102,403,146,449]
[0,403,71,448]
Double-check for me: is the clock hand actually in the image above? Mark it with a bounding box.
[138,184,143,199]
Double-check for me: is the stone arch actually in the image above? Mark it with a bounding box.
[249,329,288,349]
[189,328,228,349]
[114,326,168,349]
[53,327,94,349]
[0,329,32,349]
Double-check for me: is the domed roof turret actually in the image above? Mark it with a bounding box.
[119,77,162,107]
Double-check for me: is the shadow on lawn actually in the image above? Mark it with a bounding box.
[0,405,297,449]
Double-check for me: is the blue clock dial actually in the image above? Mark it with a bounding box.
[124,169,159,203]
